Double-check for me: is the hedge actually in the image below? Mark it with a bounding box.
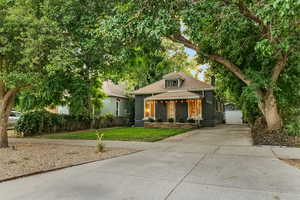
[15,110,129,136]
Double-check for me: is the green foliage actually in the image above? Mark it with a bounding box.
[1,0,120,118]
[15,110,91,136]
[178,118,185,123]
[15,110,63,136]
[285,121,300,137]
[119,40,197,90]
[187,118,195,123]
[156,118,163,122]
[168,118,174,123]
[101,0,300,132]
[102,113,116,123]
[148,118,155,122]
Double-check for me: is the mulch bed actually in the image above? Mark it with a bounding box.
[251,117,295,146]
[0,143,136,182]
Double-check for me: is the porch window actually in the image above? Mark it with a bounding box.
[167,101,175,119]
[144,101,155,118]
[188,99,202,119]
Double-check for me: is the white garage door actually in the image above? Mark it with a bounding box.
[225,110,243,125]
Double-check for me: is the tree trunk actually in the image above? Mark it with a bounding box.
[0,92,16,148]
[257,89,283,131]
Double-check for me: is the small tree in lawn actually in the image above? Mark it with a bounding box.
[101,0,300,133]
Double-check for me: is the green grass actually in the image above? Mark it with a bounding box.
[37,127,191,142]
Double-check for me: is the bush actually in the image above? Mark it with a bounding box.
[103,113,115,122]
[187,118,195,123]
[148,118,155,122]
[178,118,185,123]
[16,110,129,136]
[285,120,300,137]
[156,118,163,122]
[168,118,174,123]
[15,111,63,136]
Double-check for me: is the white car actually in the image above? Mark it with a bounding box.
[8,111,22,126]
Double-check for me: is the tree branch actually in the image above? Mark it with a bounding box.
[235,1,268,33]
[1,84,30,107]
[208,54,251,85]
[233,1,278,42]
[271,54,288,82]
[168,34,251,85]
[168,34,200,51]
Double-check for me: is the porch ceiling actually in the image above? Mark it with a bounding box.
[145,91,203,101]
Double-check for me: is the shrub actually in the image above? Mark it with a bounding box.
[16,110,129,136]
[156,118,163,122]
[168,118,174,123]
[148,118,155,122]
[178,118,185,123]
[187,118,195,123]
[285,120,300,137]
[15,110,90,136]
[103,113,115,122]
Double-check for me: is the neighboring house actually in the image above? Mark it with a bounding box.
[132,72,224,127]
[48,80,129,117]
[224,103,243,125]
[100,80,128,117]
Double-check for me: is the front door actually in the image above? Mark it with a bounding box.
[176,102,188,122]
[155,102,167,121]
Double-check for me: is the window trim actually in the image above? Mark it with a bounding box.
[165,79,179,88]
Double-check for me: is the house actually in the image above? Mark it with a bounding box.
[132,72,224,128]
[48,80,129,117]
[100,80,128,117]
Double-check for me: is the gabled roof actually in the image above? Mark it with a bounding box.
[132,72,214,95]
[102,80,128,98]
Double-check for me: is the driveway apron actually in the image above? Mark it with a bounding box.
[2,125,300,200]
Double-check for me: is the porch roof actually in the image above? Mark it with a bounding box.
[145,91,203,101]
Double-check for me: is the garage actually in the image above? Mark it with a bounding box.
[224,103,243,125]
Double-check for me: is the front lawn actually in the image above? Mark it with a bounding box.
[38,127,191,142]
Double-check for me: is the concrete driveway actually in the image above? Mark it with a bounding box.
[2,125,300,200]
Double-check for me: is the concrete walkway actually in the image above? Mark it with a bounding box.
[2,125,300,200]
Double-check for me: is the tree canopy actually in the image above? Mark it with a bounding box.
[101,0,300,133]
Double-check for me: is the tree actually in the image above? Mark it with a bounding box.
[0,0,116,147]
[0,0,72,147]
[101,0,300,132]
[121,40,197,89]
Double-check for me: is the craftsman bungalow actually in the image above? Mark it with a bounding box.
[132,72,224,128]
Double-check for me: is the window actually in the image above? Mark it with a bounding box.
[167,101,175,119]
[165,80,178,88]
[188,99,202,119]
[116,101,119,117]
[144,101,155,118]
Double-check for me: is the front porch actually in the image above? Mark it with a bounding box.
[143,91,203,125]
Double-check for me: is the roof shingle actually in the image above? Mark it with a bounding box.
[102,80,128,98]
[132,72,214,94]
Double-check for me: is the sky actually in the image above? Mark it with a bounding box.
[184,47,208,81]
